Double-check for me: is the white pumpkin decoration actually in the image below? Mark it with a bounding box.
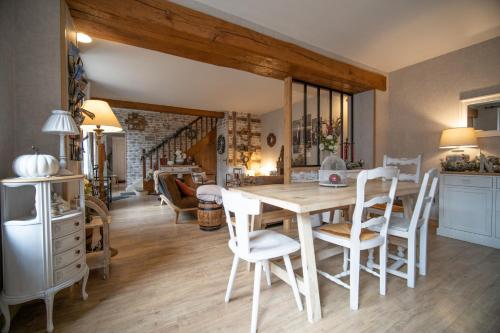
[13,152,60,177]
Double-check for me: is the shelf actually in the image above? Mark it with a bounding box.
[51,210,83,223]
[1,175,84,184]
[4,216,38,226]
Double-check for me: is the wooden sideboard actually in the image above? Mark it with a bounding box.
[438,172,500,249]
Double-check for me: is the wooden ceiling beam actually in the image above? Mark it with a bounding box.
[67,0,386,94]
[95,98,225,118]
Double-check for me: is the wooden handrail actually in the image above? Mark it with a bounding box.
[141,116,218,179]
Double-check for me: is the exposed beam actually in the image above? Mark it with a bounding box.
[67,0,386,94]
[94,98,225,118]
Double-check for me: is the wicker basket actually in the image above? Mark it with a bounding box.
[197,200,224,231]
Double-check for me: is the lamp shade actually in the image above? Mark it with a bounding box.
[42,110,79,135]
[439,127,478,149]
[80,100,122,133]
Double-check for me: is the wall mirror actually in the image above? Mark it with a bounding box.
[461,92,500,137]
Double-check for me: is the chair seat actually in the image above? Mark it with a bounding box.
[371,203,405,213]
[313,223,385,250]
[229,230,300,262]
[320,223,378,240]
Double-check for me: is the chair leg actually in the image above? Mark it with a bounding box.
[343,248,349,272]
[349,249,360,310]
[284,255,303,312]
[397,245,405,258]
[263,260,272,286]
[367,248,375,269]
[379,243,387,296]
[250,261,262,333]
[174,210,180,224]
[419,225,428,276]
[225,254,239,303]
[408,237,416,288]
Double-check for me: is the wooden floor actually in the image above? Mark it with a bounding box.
[8,195,500,332]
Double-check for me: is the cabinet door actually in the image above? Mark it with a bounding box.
[442,186,492,236]
[496,190,500,239]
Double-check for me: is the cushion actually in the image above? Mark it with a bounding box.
[175,179,195,197]
[319,223,378,241]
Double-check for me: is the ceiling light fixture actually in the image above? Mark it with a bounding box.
[76,32,92,44]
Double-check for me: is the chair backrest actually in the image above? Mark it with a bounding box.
[221,188,261,256]
[351,167,399,241]
[85,195,110,223]
[408,168,439,233]
[383,154,422,183]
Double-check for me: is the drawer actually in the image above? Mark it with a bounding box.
[444,175,493,188]
[52,218,83,239]
[497,178,500,189]
[53,256,85,285]
[53,243,84,270]
[53,231,83,255]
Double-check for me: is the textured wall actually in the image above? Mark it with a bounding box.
[260,108,284,173]
[0,0,16,178]
[113,108,197,185]
[353,90,375,168]
[0,0,62,177]
[377,37,500,173]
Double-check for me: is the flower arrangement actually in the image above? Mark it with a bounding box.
[319,119,341,154]
[175,150,187,164]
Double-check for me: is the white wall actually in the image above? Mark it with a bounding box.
[377,37,500,172]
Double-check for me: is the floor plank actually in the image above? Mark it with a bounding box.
[6,195,500,332]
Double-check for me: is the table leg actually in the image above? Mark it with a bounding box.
[296,212,321,323]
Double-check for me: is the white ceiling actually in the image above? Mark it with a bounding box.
[80,39,284,114]
[174,0,500,73]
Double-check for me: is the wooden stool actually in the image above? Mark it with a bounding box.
[197,200,224,231]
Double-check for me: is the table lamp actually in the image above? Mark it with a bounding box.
[439,127,478,151]
[42,110,80,175]
[80,100,122,200]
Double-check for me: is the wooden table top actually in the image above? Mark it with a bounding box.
[232,180,420,214]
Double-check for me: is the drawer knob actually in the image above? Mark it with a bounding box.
[75,249,81,255]
[74,222,80,227]
[75,236,80,241]
[76,264,82,269]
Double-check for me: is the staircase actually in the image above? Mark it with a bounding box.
[141,115,218,179]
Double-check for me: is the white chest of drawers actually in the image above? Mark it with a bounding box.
[438,172,500,249]
[0,175,89,332]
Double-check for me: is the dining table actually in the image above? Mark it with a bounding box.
[231,180,421,323]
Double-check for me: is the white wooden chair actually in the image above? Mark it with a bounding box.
[85,196,111,279]
[368,154,422,217]
[367,168,438,288]
[313,167,399,310]
[221,189,303,333]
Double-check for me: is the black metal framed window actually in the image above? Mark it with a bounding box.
[291,80,353,167]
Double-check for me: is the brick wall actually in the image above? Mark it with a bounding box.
[113,108,197,185]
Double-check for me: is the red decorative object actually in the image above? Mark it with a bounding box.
[329,173,341,184]
[175,179,195,197]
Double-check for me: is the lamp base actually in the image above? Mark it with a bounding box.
[58,168,73,176]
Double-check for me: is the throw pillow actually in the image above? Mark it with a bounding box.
[175,179,195,197]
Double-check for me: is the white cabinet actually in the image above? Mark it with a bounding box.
[438,173,500,249]
[0,175,89,332]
